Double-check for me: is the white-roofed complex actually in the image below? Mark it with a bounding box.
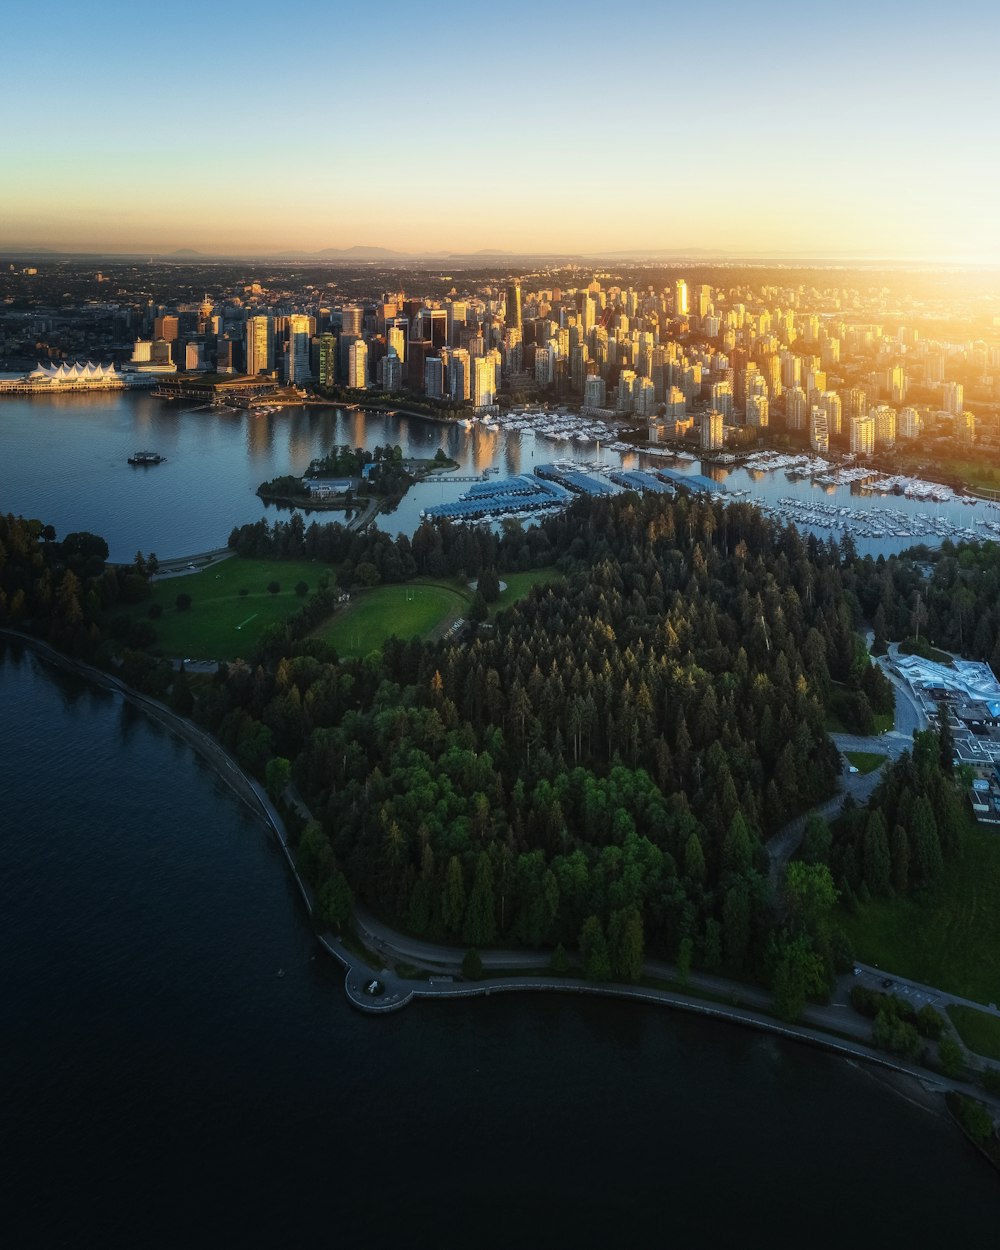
[0,360,157,392]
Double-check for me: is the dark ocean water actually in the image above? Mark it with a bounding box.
[1,641,997,1247]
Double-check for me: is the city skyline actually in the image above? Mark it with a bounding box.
[4,0,1000,262]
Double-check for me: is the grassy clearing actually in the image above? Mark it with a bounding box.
[947,1004,1000,1061]
[117,557,331,660]
[844,751,888,775]
[492,567,562,617]
[841,813,1000,1005]
[321,581,470,657]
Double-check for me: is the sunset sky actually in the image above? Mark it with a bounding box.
[3,0,999,259]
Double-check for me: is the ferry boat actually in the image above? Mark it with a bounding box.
[128,451,165,466]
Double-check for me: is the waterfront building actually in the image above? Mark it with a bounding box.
[701,408,724,451]
[285,314,312,384]
[850,414,875,456]
[246,315,274,375]
[810,405,829,453]
[473,355,497,410]
[872,403,897,448]
[583,375,606,409]
[450,348,471,400]
[348,338,368,389]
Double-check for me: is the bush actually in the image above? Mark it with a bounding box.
[951,1094,995,1145]
[462,949,484,980]
[239,587,249,597]
[915,1004,946,1040]
[551,943,569,974]
[266,581,280,595]
[175,593,192,612]
[938,1034,964,1079]
[295,580,309,597]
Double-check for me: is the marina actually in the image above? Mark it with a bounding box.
[2,386,997,561]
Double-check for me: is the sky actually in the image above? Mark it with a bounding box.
[3,0,999,260]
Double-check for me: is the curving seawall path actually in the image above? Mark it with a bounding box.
[3,627,998,1119]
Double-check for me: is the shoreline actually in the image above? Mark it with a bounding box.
[3,626,999,1135]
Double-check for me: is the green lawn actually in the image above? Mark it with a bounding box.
[842,815,1000,1005]
[844,750,888,775]
[947,1004,1000,1061]
[492,567,562,617]
[320,581,471,657]
[116,557,332,660]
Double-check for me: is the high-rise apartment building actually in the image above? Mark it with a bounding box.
[898,406,921,440]
[871,404,897,448]
[817,390,842,437]
[583,375,606,409]
[674,279,688,318]
[810,406,829,453]
[746,393,769,428]
[701,409,724,450]
[382,347,403,392]
[943,381,964,415]
[710,379,733,421]
[473,355,497,410]
[850,415,875,456]
[784,386,808,430]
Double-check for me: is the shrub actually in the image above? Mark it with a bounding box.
[175,593,192,612]
[267,581,280,595]
[239,587,249,597]
[295,580,309,597]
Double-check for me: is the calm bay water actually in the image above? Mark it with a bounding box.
[1,642,998,1245]
[1,390,987,563]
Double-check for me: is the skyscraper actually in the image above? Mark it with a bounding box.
[317,332,337,388]
[348,338,368,389]
[285,315,312,384]
[810,405,829,453]
[246,315,273,375]
[505,283,522,334]
[674,279,689,319]
[850,415,875,456]
[701,409,724,450]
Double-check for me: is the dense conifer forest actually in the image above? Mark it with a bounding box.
[0,496,978,996]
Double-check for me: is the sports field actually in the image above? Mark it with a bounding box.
[117,556,330,660]
[321,567,562,657]
[322,582,470,656]
[841,813,1000,1006]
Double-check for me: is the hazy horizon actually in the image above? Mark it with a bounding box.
[4,0,998,263]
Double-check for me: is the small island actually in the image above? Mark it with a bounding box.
[256,443,458,512]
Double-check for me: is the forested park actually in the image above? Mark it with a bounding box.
[0,493,995,1023]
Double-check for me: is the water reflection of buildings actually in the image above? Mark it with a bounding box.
[472,425,499,474]
[246,410,273,459]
